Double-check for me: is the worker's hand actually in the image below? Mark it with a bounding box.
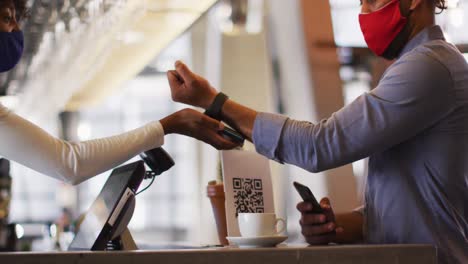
[167,61,218,109]
[297,197,344,245]
[160,108,240,150]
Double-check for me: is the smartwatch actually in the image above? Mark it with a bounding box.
[204,92,229,121]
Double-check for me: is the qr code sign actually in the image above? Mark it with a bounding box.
[233,178,264,214]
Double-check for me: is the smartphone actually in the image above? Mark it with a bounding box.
[220,126,245,146]
[293,181,324,213]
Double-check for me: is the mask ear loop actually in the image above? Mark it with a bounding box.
[404,5,415,18]
[383,5,413,60]
[396,0,413,18]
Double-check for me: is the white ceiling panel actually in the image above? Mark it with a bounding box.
[17,0,219,117]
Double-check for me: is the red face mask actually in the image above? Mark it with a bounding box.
[359,0,408,56]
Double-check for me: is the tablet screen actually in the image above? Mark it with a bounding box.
[68,161,145,251]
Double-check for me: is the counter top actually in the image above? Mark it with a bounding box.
[0,244,436,264]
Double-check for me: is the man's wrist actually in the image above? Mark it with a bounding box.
[334,212,364,244]
[201,91,218,109]
[160,115,177,135]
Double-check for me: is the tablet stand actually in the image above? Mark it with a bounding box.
[107,194,138,251]
[107,228,138,250]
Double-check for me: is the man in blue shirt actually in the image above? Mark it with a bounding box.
[166,0,467,263]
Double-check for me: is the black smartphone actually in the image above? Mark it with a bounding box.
[293,181,324,213]
[220,126,245,146]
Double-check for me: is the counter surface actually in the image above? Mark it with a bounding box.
[0,244,436,264]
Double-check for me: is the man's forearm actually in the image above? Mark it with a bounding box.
[220,99,258,141]
[334,211,364,244]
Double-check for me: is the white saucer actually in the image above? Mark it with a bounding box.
[226,235,288,248]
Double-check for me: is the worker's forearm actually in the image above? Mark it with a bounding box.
[334,212,364,244]
[220,100,258,141]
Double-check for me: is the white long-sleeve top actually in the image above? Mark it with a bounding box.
[0,103,165,185]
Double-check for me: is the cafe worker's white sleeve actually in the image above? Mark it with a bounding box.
[0,104,164,185]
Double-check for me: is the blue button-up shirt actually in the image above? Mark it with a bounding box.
[252,25,468,264]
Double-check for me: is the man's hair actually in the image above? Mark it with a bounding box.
[434,0,448,12]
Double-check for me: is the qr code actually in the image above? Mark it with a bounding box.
[233,178,264,215]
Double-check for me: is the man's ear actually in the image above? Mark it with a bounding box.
[409,0,423,10]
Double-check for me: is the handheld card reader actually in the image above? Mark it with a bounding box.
[140,147,175,177]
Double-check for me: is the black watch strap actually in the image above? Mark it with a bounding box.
[204,92,229,121]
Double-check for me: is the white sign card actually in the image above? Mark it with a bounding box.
[221,150,275,237]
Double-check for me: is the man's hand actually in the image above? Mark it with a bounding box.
[167,61,218,109]
[297,197,344,245]
[160,108,240,150]
[167,60,258,140]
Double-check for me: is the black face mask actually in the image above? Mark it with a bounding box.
[381,22,412,60]
[381,9,414,60]
[0,31,24,72]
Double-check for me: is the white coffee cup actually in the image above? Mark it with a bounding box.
[238,213,286,237]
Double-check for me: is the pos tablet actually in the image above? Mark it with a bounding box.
[68,161,146,251]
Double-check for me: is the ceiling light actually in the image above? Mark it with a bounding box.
[0,96,19,109]
[447,0,460,9]
[15,224,24,239]
[117,31,146,45]
[77,122,92,141]
[215,0,264,34]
